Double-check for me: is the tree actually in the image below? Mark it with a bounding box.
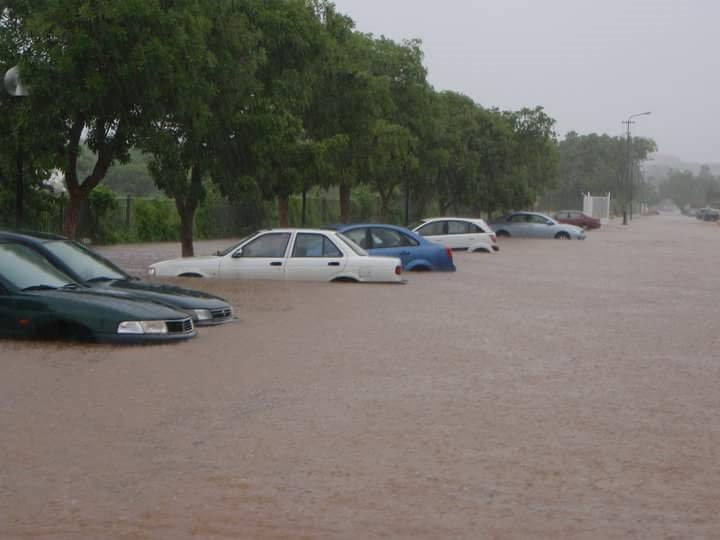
[3,0,210,238]
[555,132,656,210]
[140,0,262,256]
[361,120,417,220]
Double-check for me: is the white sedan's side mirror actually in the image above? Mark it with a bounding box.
[232,248,243,258]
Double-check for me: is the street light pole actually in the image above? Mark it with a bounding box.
[621,112,651,225]
[4,66,29,229]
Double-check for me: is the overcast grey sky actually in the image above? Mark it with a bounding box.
[332,0,720,163]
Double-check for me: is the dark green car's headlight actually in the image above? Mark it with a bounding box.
[193,309,213,321]
[117,321,168,334]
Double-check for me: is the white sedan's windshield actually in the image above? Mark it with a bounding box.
[217,234,254,257]
[336,233,368,256]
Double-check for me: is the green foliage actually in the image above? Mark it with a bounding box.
[544,132,657,213]
[659,165,720,208]
[86,185,119,243]
[4,0,655,245]
[133,198,180,243]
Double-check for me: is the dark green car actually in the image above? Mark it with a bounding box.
[0,242,196,343]
[0,231,233,326]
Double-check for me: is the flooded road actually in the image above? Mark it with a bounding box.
[2,215,719,538]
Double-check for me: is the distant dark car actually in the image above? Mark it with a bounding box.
[696,208,720,221]
[553,211,601,230]
[0,241,196,343]
[0,231,233,325]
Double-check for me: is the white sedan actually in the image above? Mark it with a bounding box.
[148,229,404,283]
[413,217,498,252]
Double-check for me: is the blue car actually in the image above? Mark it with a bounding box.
[336,224,456,272]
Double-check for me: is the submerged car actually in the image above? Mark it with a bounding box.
[148,229,404,283]
[412,217,498,252]
[696,208,720,221]
[553,210,601,230]
[0,241,196,343]
[490,212,586,239]
[0,231,233,325]
[335,224,455,271]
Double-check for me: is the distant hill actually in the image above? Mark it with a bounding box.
[642,153,720,185]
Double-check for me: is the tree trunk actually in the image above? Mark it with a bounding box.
[278,194,290,227]
[178,205,195,258]
[339,181,351,223]
[301,189,307,227]
[15,146,23,229]
[379,195,390,222]
[63,191,84,239]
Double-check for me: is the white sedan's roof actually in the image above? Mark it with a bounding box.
[421,217,490,225]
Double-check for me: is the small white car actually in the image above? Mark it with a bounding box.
[148,229,404,283]
[412,217,498,252]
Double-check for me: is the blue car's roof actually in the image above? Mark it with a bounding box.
[336,223,426,242]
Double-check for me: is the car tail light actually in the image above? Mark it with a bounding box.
[445,246,453,259]
[490,234,497,243]
[395,265,402,275]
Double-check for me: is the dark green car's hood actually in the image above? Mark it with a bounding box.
[91,279,230,311]
[35,288,191,320]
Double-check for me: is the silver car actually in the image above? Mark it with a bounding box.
[490,212,586,239]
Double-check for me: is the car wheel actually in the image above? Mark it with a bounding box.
[331,277,359,283]
[495,230,510,238]
[555,232,571,240]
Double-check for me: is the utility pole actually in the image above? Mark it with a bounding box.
[621,112,651,225]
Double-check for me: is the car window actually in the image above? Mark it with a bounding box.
[293,233,342,258]
[0,243,75,290]
[43,240,127,281]
[343,228,369,249]
[568,212,579,219]
[369,228,413,248]
[528,214,548,224]
[556,212,568,220]
[447,221,470,234]
[416,221,445,236]
[509,214,526,223]
[241,233,290,257]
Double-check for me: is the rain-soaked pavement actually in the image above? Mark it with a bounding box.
[2,215,719,539]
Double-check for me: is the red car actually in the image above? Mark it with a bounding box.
[553,210,601,230]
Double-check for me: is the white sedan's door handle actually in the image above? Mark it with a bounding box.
[270,261,282,266]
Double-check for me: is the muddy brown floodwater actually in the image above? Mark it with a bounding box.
[2,215,720,539]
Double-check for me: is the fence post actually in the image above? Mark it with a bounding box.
[126,195,132,229]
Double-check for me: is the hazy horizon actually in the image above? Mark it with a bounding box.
[332,0,720,165]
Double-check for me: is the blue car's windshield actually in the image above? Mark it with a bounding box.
[43,240,126,282]
[0,243,77,290]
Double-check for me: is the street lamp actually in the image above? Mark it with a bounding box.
[4,65,29,229]
[622,111,651,225]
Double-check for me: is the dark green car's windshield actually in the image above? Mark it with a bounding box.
[0,244,76,290]
[43,240,126,281]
